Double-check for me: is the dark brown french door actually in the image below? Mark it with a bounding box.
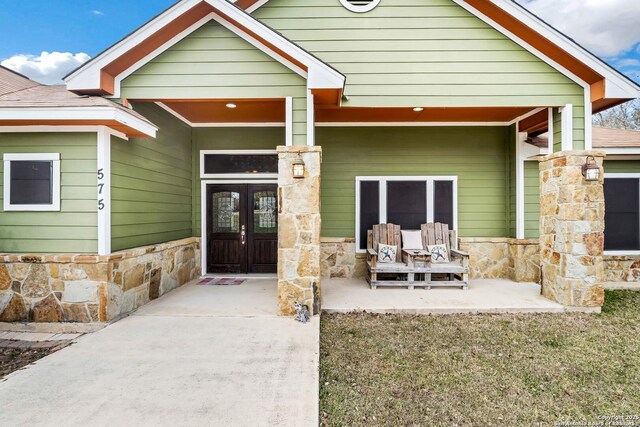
[206,184,278,274]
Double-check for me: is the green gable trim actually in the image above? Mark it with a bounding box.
[255,0,586,110]
[0,133,98,254]
[121,20,308,146]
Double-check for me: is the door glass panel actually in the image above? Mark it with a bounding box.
[253,191,277,233]
[212,192,240,233]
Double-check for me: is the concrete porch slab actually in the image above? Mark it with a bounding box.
[322,278,584,314]
[0,279,319,427]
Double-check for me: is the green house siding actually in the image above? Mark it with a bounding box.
[121,21,308,146]
[318,126,511,238]
[524,160,540,239]
[254,0,585,110]
[110,103,193,251]
[604,160,640,173]
[0,133,98,253]
[191,127,284,235]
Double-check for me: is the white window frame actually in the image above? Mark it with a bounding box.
[355,176,458,252]
[603,173,640,256]
[3,153,61,212]
[200,149,278,179]
[339,0,382,13]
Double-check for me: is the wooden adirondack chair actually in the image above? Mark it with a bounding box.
[421,222,470,289]
[366,223,429,289]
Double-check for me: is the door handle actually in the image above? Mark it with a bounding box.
[241,225,246,245]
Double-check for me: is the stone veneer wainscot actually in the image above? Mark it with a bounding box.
[0,238,201,323]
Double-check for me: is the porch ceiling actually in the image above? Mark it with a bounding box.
[315,106,536,124]
[150,99,286,124]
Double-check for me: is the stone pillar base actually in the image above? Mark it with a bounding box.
[277,146,322,316]
[539,150,605,307]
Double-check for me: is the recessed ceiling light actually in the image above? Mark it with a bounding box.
[413,107,424,112]
[226,103,237,109]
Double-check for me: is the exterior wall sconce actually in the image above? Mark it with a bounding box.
[582,156,600,182]
[292,157,305,179]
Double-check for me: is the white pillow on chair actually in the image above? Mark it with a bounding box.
[401,230,423,250]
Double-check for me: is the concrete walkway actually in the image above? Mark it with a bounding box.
[0,279,319,427]
[322,278,579,314]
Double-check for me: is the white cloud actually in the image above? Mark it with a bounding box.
[91,10,104,16]
[0,51,91,85]
[617,58,640,68]
[516,0,640,57]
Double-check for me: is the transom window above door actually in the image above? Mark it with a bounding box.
[355,176,457,251]
[200,150,278,179]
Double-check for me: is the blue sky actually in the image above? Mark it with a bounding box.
[0,1,176,59]
[0,0,639,85]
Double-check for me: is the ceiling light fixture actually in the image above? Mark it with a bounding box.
[226,103,237,109]
[413,107,424,112]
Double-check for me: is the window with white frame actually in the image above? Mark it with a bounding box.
[604,174,640,252]
[3,153,60,212]
[339,0,382,13]
[355,176,457,251]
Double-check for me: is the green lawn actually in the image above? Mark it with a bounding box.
[320,291,640,426]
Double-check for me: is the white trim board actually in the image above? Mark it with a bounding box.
[200,179,278,275]
[3,153,61,212]
[0,107,156,138]
[560,104,574,151]
[354,176,458,253]
[97,128,111,255]
[316,121,511,127]
[0,125,128,141]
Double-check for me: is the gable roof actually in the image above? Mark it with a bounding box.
[0,69,157,137]
[242,0,639,109]
[64,0,345,97]
[593,127,640,149]
[453,0,639,107]
[0,66,39,97]
[530,126,640,151]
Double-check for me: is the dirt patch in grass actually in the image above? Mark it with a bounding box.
[0,347,55,379]
[320,291,640,426]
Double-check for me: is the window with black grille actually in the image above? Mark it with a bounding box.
[356,177,456,250]
[604,177,640,251]
[201,152,278,177]
[3,153,60,211]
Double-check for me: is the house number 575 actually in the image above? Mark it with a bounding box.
[97,168,105,211]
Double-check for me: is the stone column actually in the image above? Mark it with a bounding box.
[277,146,322,316]
[539,150,606,308]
